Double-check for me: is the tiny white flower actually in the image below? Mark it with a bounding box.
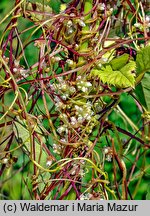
[61,84,67,91]
[70,116,76,122]
[98,3,105,11]
[85,82,92,87]
[145,15,150,23]
[69,86,76,93]
[13,68,18,73]
[80,195,86,200]
[68,28,74,34]
[106,154,112,162]
[70,116,77,125]
[81,86,87,92]
[20,69,26,76]
[79,169,85,177]
[14,60,20,67]
[66,59,74,66]
[54,56,61,62]
[57,126,65,134]
[86,115,92,120]
[2,158,9,164]
[46,160,52,166]
[101,57,108,62]
[104,148,109,154]
[74,105,80,111]
[80,193,92,200]
[78,20,86,27]
[67,20,73,27]
[60,138,66,142]
[54,96,60,103]
[78,116,84,123]
[97,63,102,68]
[70,13,75,17]
[75,44,79,50]
[77,75,81,80]
[134,22,141,28]
[61,95,67,100]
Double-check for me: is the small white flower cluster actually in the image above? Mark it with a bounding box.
[53,78,76,102]
[53,143,63,154]
[134,15,150,31]
[70,160,86,177]
[98,3,105,11]
[76,76,92,93]
[66,59,74,67]
[78,19,86,27]
[54,96,66,110]
[105,154,112,162]
[66,18,86,30]
[94,100,102,113]
[46,160,53,166]
[66,20,76,35]
[50,76,102,154]
[79,193,92,200]
[13,60,27,78]
[57,125,68,135]
[103,147,113,162]
[51,56,61,63]
[75,102,93,121]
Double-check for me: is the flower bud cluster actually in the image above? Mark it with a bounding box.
[76,76,92,93]
[80,193,93,200]
[50,75,103,155]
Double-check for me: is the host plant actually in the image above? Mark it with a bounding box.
[0,0,150,200]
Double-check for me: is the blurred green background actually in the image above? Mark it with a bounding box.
[0,0,150,200]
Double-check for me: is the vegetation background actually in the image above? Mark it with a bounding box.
[0,0,150,200]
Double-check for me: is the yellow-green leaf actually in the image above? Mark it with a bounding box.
[91,61,136,88]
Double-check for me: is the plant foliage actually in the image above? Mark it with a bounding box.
[0,0,150,200]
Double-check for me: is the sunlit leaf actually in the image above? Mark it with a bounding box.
[91,61,136,88]
[110,53,129,70]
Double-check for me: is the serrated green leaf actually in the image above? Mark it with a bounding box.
[136,46,150,76]
[91,61,136,88]
[135,72,150,111]
[110,53,129,70]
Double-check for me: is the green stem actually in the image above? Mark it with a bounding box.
[117,105,140,133]
[78,0,93,65]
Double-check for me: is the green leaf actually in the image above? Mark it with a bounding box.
[25,2,52,22]
[146,184,150,200]
[91,61,136,88]
[136,46,150,84]
[136,46,150,75]
[135,72,150,111]
[110,53,129,70]
[13,117,47,167]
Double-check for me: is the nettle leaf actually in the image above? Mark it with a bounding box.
[135,46,150,111]
[135,72,150,111]
[136,46,150,75]
[91,61,136,88]
[136,46,150,83]
[110,53,129,70]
